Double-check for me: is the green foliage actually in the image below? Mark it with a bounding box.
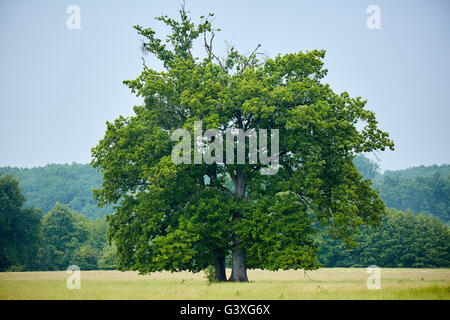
[91,7,393,281]
[373,173,449,223]
[37,202,116,271]
[318,208,450,268]
[204,265,218,283]
[98,245,118,270]
[0,174,42,271]
[0,175,116,272]
[86,218,108,251]
[71,245,100,270]
[237,192,320,270]
[0,163,113,220]
[39,203,84,270]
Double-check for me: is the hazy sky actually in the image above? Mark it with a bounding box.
[0,0,449,170]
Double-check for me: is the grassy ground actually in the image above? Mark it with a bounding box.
[0,268,449,300]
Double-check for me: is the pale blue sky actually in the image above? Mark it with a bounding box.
[0,0,449,170]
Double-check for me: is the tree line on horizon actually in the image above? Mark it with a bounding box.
[354,156,449,223]
[0,163,114,220]
[0,158,449,272]
[0,174,116,271]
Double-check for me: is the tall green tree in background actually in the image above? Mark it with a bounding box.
[39,202,84,270]
[38,202,113,271]
[39,203,113,270]
[0,174,41,271]
[91,6,394,281]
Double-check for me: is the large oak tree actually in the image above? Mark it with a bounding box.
[91,6,394,281]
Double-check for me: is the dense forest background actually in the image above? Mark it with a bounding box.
[0,156,449,271]
[354,156,449,223]
[0,163,114,220]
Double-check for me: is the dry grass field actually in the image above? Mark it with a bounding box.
[0,268,449,300]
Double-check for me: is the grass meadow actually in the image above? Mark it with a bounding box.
[0,268,449,300]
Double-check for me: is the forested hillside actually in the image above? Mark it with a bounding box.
[373,173,449,223]
[353,156,449,223]
[0,164,113,220]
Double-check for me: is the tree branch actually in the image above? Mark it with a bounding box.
[204,30,226,72]
[239,44,261,74]
[141,57,149,71]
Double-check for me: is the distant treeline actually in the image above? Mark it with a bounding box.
[0,163,113,220]
[317,208,449,268]
[354,156,449,223]
[1,159,449,271]
[0,174,116,271]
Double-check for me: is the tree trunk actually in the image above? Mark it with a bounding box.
[214,256,227,282]
[228,168,249,282]
[228,247,248,282]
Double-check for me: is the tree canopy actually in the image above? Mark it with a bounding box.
[91,6,394,281]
